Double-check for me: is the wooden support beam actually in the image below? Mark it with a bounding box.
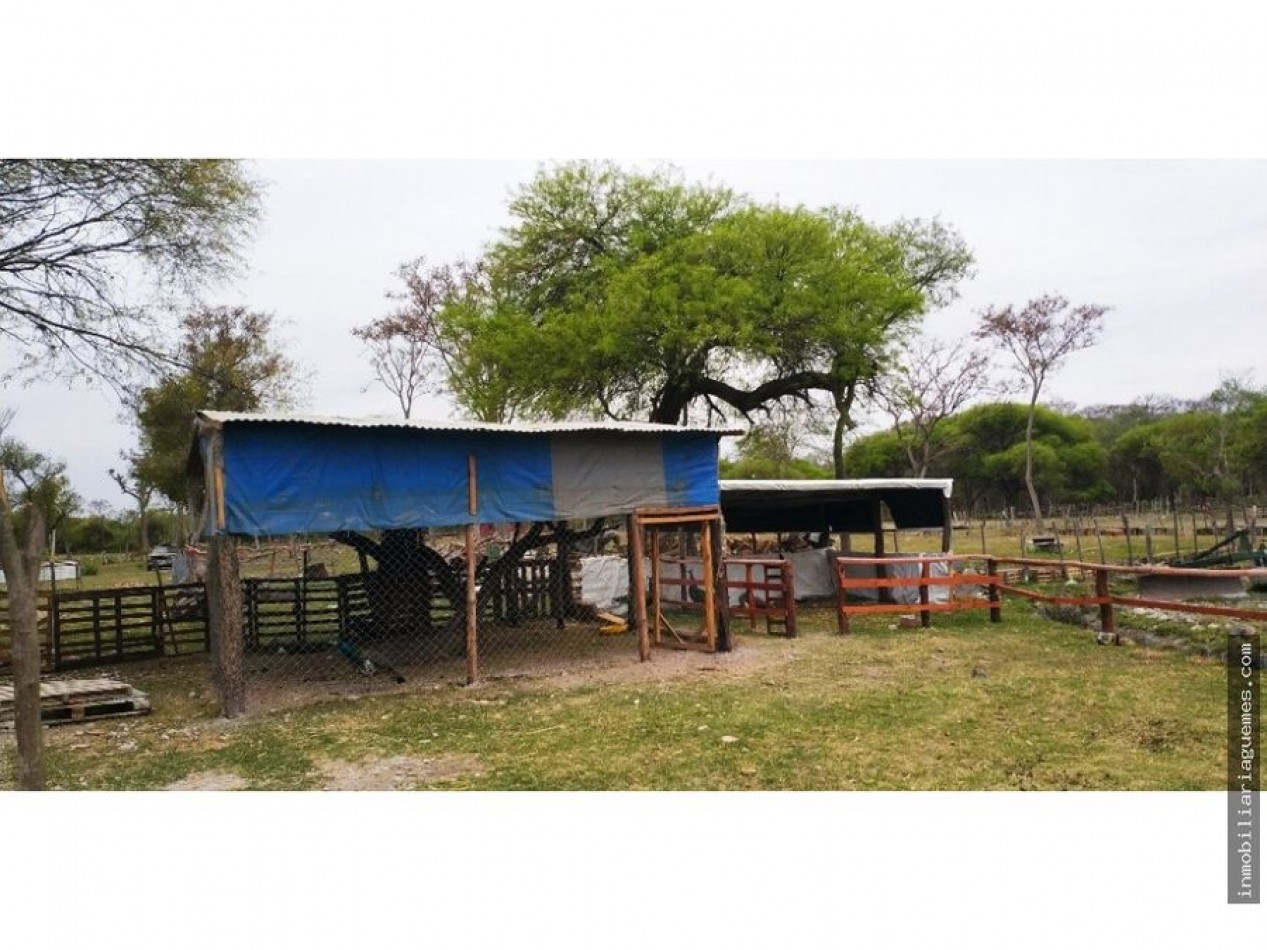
[465,522,478,684]
[651,527,662,646]
[700,520,717,651]
[207,535,245,718]
[941,496,953,553]
[628,513,651,662]
[465,454,479,684]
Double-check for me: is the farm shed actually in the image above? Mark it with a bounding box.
[189,411,739,716]
[719,479,956,602]
[719,478,954,549]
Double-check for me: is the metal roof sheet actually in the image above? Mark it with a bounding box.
[197,410,742,436]
[719,478,954,498]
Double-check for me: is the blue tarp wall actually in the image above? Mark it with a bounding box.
[194,417,724,538]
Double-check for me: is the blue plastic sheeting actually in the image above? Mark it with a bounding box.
[205,420,722,537]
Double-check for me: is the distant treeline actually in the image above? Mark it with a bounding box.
[842,383,1267,514]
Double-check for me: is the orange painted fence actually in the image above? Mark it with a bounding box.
[833,553,1267,641]
[655,556,797,637]
[833,555,1001,635]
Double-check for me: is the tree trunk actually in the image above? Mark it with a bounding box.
[831,384,857,479]
[0,482,47,790]
[207,535,246,718]
[1023,393,1043,523]
[138,504,150,553]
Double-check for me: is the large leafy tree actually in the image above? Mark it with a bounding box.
[133,306,300,508]
[0,160,260,789]
[430,163,972,473]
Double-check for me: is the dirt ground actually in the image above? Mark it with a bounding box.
[155,630,795,790]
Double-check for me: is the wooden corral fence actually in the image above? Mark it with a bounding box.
[727,558,797,637]
[51,583,209,669]
[833,554,1002,635]
[0,559,571,673]
[649,556,797,637]
[981,556,1267,643]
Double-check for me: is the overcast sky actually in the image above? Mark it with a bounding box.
[4,158,1264,510]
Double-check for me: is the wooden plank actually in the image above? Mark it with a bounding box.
[839,600,999,617]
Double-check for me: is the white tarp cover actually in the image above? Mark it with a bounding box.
[0,561,80,586]
[580,555,632,612]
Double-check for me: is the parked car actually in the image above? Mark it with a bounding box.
[146,545,179,571]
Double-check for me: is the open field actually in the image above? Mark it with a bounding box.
[0,601,1233,791]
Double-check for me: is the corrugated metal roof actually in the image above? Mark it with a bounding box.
[197,410,742,436]
[719,478,954,498]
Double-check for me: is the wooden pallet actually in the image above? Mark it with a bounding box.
[0,677,152,727]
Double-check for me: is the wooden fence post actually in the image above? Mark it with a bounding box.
[783,561,798,638]
[834,559,850,636]
[919,559,931,628]
[207,535,246,718]
[1095,567,1117,645]
[986,557,1001,623]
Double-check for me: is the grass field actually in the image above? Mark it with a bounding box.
[0,600,1234,791]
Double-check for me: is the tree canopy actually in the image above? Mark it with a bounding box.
[133,307,301,506]
[418,163,972,461]
[0,160,261,385]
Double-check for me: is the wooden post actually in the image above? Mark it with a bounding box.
[1192,511,1200,555]
[628,514,650,661]
[207,535,246,718]
[986,557,1001,623]
[552,521,568,630]
[465,523,478,685]
[650,527,663,645]
[465,454,479,685]
[700,520,718,651]
[1095,568,1117,645]
[1094,518,1106,564]
[1121,514,1134,565]
[783,561,798,638]
[919,559,931,628]
[942,497,953,553]
[1172,505,1181,559]
[979,519,987,555]
[873,499,890,605]
[1143,525,1155,564]
[1072,517,1085,573]
[709,515,731,652]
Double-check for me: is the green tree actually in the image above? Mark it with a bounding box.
[846,401,1112,514]
[133,307,300,508]
[719,415,832,480]
[433,163,972,472]
[109,460,157,553]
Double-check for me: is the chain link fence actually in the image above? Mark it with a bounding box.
[229,521,645,699]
